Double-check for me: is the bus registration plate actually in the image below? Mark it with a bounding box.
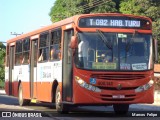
[112,95,125,99]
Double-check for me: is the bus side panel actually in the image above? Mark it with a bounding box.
[37,62,52,102]
[22,82,30,99]
[22,65,30,99]
[37,61,62,102]
[36,82,52,102]
[13,66,21,97]
[12,81,19,97]
[13,65,30,99]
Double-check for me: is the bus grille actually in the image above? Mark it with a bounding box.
[100,94,136,101]
[98,86,138,90]
[90,74,145,80]
[101,98,135,101]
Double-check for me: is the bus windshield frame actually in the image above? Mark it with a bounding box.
[75,32,153,71]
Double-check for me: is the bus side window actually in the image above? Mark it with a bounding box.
[38,49,44,61]
[15,40,23,65]
[22,38,30,64]
[50,28,62,60]
[39,32,49,62]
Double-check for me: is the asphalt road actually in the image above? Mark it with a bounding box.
[0,93,160,120]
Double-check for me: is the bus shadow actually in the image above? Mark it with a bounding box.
[29,102,56,109]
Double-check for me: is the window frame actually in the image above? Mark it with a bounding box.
[22,38,30,65]
[38,31,49,62]
[15,40,23,65]
[50,28,62,61]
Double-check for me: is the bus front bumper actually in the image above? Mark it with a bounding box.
[73,84,154,105]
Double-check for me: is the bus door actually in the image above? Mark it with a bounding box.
[9,45,15,95]
[30,39,38,99]
[62,29,74,102]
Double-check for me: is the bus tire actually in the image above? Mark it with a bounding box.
[55,86,69,114]
[113,104,129,115]
[18,83,30,106]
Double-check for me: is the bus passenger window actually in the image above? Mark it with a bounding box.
[15,40,23,65]
[22,38,30,64]
[22,52,29,64]
[50,45,61,60]
[38,49,44,61]
[39,32,49,62]
[50,28,62,61]
[58,50,61,59]
[38,48,49,61]
[50,47,57,60]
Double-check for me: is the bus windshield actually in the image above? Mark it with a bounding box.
[76,32,153,71]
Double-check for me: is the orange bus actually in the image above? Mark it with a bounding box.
[5,13,158,114]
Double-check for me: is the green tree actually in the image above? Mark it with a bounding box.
[120,0,160,62]
[49,0,117,23]
[0,42,5,88]
[84,0,117,13]
[49,0,85,22]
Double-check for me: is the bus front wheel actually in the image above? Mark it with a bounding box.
[55,86,69,114]
[18,83,30,106]
[113,104,129,115]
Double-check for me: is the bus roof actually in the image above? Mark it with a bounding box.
[6,16,76,44]
[6,13,151,44]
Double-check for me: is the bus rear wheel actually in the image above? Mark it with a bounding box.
[18,83,30,106]
[55,86,69,114]
[113,104,129,115]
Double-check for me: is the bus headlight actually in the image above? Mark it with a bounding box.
[75,76,101,92]
[135,80,154,93]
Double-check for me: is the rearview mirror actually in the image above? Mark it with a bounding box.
[69,36,78,49]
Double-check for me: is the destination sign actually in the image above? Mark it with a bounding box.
[89,19,140,27]
[79,16,151,29]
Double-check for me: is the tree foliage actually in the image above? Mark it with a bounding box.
[120,0,160,36]
[49,0,117,22]
[0,43,6,83]
[120,0,160,62]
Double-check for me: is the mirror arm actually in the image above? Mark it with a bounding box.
[154,39,158,63]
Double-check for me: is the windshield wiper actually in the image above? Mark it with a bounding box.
[96,29,112,49]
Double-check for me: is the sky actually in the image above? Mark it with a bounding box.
[0,0,55,44]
